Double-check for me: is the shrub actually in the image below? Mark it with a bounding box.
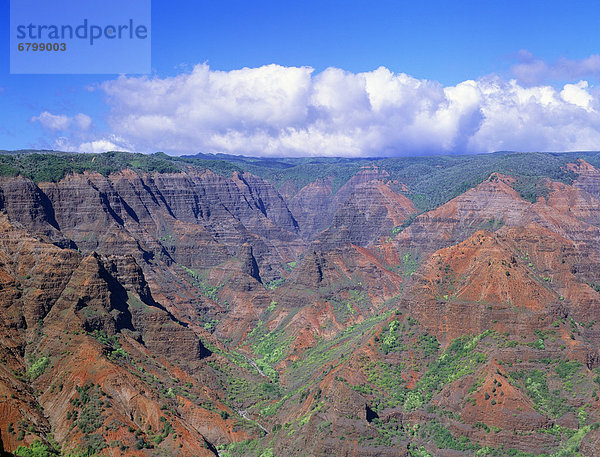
[14,440,57,457]
[555,360,582,380]
[27,356,49,380]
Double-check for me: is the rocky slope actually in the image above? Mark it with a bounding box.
[0,151,600,457]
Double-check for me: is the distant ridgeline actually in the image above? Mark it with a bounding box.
[1,149,598,211]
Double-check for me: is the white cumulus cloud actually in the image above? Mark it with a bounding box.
[74,113,92,130]
[53,135,129,154]
[560,81,595,112]
[31,111,72,130]
[32,111,93,132]
[77,139,122,153]
[50,63,600,156]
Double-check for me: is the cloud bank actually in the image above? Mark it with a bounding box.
[511,50,600,86]
[49,63,600,156]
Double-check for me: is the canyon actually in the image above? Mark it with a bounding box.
[0,150,599,456]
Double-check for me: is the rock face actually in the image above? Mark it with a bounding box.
[32,170,301,270]
[404,229,559,342]
[238,243,262,283]
[1,154,600,457]
[288,177,336,237]
[289,167,416,243]
[394,174,532,255]
[318,181,416,248]
[0,214,236,456]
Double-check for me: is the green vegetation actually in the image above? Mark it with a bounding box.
[206,356,281,411]
[80,434,107,455]
[550,424,594,457]
[417,332,440,358]
[151,416,174,444]
[526,338,545,350]
[14,440,58,457]
[27,355,49,380]
[328,288,368,322]
[68,383,106,436]
[400,252,420,276]
[555,359,582,380]
[378,319,404,354]
[408,445,433,457]
[509,369,571,418]
[385,251,421,276]
[365,329,487,415]
[89,330,128,360]
[286,311,393,391]
[250,324,292,380]
[201,281,224,300]
[363,360,406,409]
[404,331,489,410]
[512,175,551,203]
[420,420,478,451]
[180,266,225,304]
[1,149,594,212]
[376,316,439,357]
[377,151,581,211]
[0,151,180,183]
[265,278,285,290]
[219,439,277,457]
[203,318,220,332]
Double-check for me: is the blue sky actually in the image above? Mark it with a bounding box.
[2,0,600,156]
[148,0,598,81]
